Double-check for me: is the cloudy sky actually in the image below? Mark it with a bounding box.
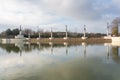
[0,0,119,33]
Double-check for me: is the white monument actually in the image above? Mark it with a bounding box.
[49,28,53,40]
[64,25,68,39]
[15,25,24,39]
[104,22,111,39]
[82,25,87,39]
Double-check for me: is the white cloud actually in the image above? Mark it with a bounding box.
[0,0,58,26]
[0,0,119,32]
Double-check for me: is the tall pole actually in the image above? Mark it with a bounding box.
[83,25,86,37]
[39,32,41,39]
[66,25,68,38]
[38,26,41,39]
[107,22,109,36]
[51,27,53,39]
[20,25,22,35]
[28,33,30,39]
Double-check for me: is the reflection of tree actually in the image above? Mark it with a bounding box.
[0,43,67,54]
[0,44,20,53]
[111,46,120,63]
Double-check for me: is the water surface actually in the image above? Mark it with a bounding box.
[0,43,120,80]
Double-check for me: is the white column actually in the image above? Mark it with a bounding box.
[66,25,68,38]
[51,27,53,39]
[28,33,30,39]
[37,26,41,40]
[39,33,41,39]
[64,25,68,39]
[19,25,22,35]
[107,22,109,36]
[83,25,86,37]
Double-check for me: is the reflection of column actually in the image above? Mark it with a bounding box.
[107,45,110,59]
[84,45,86,58]
[64,42,68,55]
[38,43,41,49]
[82,42,87,58]
[26,42,31,49]
[15,43,23,56]
[37,42,41,54]
[20,48,22,56]
[49,42,53,54]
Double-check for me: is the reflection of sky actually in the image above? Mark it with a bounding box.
[0,44,120,80]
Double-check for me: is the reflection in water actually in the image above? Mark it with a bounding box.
[111,46,120,63]
[1,57,120,80]
[64,42,68,55]
[15,43,24,56]
[0,44,20,53]
[107,45,110,59]
[1,42,120,80]
[37,42,41,54]
[49,42,53,54]
[82,42,87,58]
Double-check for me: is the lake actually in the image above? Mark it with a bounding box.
[0,42,120,80]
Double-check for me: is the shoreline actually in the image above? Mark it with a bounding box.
[28,37,111,45]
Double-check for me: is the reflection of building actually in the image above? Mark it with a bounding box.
[107,45,110,59]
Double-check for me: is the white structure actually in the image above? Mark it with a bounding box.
[64,25,68,39]
[49,28,53,40]
[82,25,87,39]
[104,22,111,39]
[15,25,24,39]
[26,33,31,40]
[49,42,53,54]
[63,42,68,55]
[112,37,120,42]
[37,26,41,40]
[2,26,25,44]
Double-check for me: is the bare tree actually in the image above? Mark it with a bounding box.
[111,17,120,36]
